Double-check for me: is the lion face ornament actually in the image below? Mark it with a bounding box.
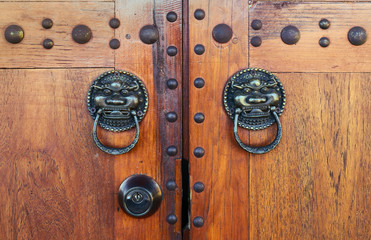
[223,68,286,154]
[87,70,148,155]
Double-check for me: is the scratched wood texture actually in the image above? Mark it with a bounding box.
[0,2,114,68]
[0,69,115,240]
[188,0,250,239]
[188,1,371,240]
[249,2,371,72]
[249,73,371,239]
[114,0,183,239]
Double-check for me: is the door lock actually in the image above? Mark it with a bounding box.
[223,68,286,154]
[87,70,148,155]
[118,175,162,218]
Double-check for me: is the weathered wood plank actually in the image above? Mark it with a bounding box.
[0,69,115,239]
[0,2,114,68]
[188,0,250,239]
[249,73,371,239]
[249,2,371,72]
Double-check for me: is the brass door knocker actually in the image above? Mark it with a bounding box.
[223,68,286,154]
[87,70,148,155]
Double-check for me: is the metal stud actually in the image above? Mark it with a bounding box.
[251,19,262,30]
[167,146,178,156]
[319,19,330,29]
[109,39,120,49]
[193,147,205,158]
[348,26,367,46]
[194,78,205,88]
[194,9,205,20]
[194,44,205,55]
[281,25,300,45]
[251,36,262,47]
[194,113,205,123]
[166,214,178,225]
[166,12,178,22]
[139,25,159,44]
[43,39,54,49]
[166,112,178,122]
[4,25,24,44]
[167,46,178,56]
[166,180,177,191]
[42,18,53,29]
[319,37,330,48]
[193,182,205,193]
[193,217,204,228]
[109,18,120,29]
[72,25,92,44]
[212,24,233,43]
[167,79,178,89]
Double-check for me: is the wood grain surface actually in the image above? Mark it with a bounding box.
[249,2,371,72]
[0,2,114,68]
[0,69,115,239]
[249,73,371,239]
[188,0,250,239]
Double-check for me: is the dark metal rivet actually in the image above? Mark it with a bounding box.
[166,12,178,22]
[193,217,204,227]
[348,26,367,46]
[193,182,205,193]
[319,19,330,29]
[43,39,54,49]
[166,112,177,122]
[166,180,177,191]
[281,25,300,45]
[251,36,262,47]
[167,46,178,56]
[167,79,178,89]
[42,18,53,29]
[166,214,178,225]
[167,146,177,156]
[319,37,330,47]
[194,113,205,123]
[4,25,24,44]
[109,18,120,29]
[193,147,205,158]
[251,19,262,30]
[72,25,92,44]
[212,24,233,44]
[125,34,131,39]
[139,25,159,44]
[109,39,120,49]
[194,44,205,55]
[194,78,205,88]
[194,9,205,20]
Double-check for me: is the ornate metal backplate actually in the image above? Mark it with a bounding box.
[223,68,286,130]
[87,70,148,132]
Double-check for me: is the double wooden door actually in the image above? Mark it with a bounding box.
[0,0,369,239]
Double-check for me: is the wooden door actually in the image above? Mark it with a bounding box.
[0,1,182,239]
[186,0,370,239]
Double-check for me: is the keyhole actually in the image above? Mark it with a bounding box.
[131,192,144,204]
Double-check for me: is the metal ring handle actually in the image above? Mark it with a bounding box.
[92,110,140,155]
[234,108,282,154]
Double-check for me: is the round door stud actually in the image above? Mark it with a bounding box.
[348,26,367,46]
[281,25,300,45]
[4,25,24,44]
[72,25,92,44]
[212,24,233,43]
[118,175,162,218]
[139,25,159,44]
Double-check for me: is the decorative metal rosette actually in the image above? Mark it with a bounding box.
[87,70,148,132]
[223,68,286,130]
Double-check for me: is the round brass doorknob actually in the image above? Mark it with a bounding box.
[118,175,162,217]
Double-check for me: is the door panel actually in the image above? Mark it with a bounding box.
[0,2,114,68]
[0,69,115,239]
[249,3,371,72]
[249,73,371,239]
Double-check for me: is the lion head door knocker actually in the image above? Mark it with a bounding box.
[87,70,148,155]
[223,68,286,154]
